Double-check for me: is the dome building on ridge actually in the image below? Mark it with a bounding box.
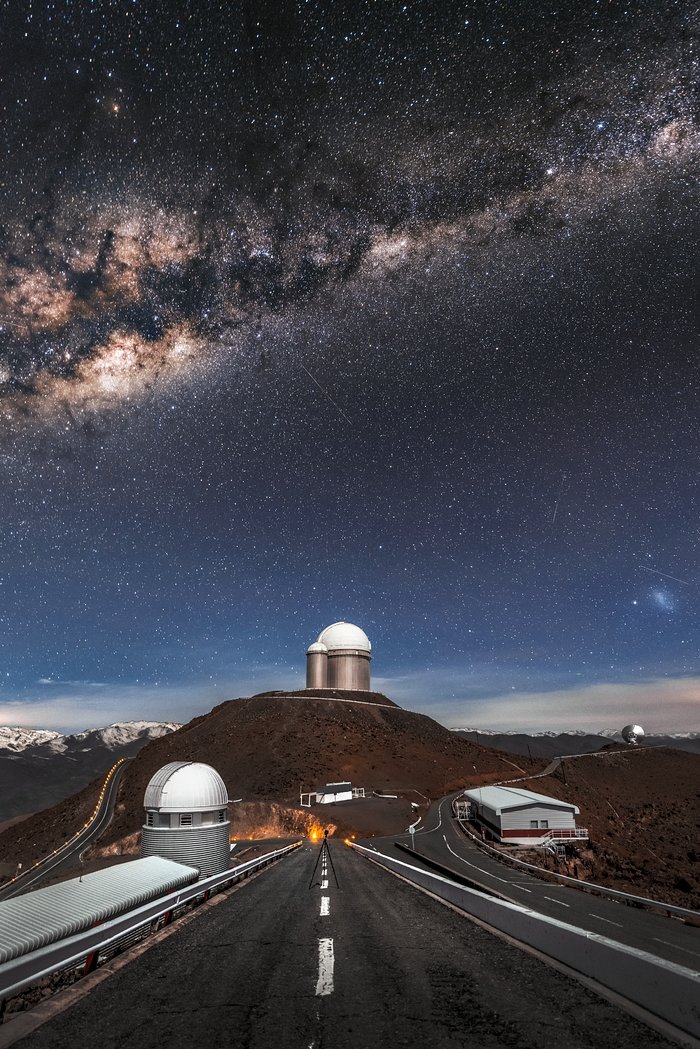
[305,622,372,691]
[140,761,230,878]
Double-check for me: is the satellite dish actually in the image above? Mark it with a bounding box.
[621,724,645,745]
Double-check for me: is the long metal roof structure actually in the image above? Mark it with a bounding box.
[0,856,198,964]
[464,785,579,815]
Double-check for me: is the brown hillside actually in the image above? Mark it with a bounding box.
[0,691,529,871]
[515,747,700,909]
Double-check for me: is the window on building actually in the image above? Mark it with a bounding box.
[541,819,549,829]
[146,812,154,827]
[530,820,538,829]
[179,813,192,826]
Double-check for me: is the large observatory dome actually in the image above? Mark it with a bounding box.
[306,622,372,691]
[317,622,371,653]
[143,761,229,811]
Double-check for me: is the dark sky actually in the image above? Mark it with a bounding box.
[0,0,699,732]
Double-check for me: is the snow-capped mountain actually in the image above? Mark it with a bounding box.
[0,721,180,754]
[45,721,182,754]
[0,720,181,823]
[0,727,62,752]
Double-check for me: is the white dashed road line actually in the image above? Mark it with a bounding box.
[320,896,330,917]
[590,914,623,928]
[544,896,570,907]
[653,938,700,959]
[321,878,328,889]
[316,938,334,996]
[441,834,510,884]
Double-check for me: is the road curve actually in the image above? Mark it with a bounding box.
[381,794,700,972]
[0,759,131,902]
[8,842,681,1049]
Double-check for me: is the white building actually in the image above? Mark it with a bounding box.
[315,781,353,803]
[463,785,588,846]
[140,761,231,878]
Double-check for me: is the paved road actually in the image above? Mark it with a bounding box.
[12,842,681,1048]
[376,795,700,972]
[0,760,130,901]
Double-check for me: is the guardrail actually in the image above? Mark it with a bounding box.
[451,802,699,922]
[347,840,700,1039]
[0,842,302,1010]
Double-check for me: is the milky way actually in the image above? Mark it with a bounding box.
[1,1,699,731]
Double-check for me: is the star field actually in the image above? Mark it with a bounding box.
[0,1,699,732]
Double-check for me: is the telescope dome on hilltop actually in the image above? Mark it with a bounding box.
[306,621,372,691]
[317,622,372,653]
[621,724,645,745]
[143,761,229,811]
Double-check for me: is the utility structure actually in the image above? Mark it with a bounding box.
[305,621,372,691]
[463,785,588,847]
[140,761,230,878]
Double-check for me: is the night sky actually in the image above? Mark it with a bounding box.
[1,1,699,733]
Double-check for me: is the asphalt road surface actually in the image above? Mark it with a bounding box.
[378,795,700,971]
[0,761,130,902]
[12,842,681,1049]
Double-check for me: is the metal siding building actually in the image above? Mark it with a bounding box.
[141,761,231,878]
[464,786,587,846]
[0,856,198,964]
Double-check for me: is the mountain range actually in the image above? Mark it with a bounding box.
[0,721,181,823]
[451,729,700,758]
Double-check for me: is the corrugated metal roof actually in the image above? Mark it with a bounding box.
[464,785,579,815]
[0,856,198,964]
[144,761,229,811]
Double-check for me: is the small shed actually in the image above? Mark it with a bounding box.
[463,786,587,846]
[314,782,353,804]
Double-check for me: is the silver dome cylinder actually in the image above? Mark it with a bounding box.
[306,642,328,688]
[140,761,230,878]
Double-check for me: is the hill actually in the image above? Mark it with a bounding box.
[0,690,528,871]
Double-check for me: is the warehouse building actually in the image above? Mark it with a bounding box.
[463,785,588,846]
[140,761,231,878]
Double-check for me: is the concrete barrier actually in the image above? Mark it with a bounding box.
[349,841,700,1039]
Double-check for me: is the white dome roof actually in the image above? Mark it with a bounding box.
[316,622,371,653]
[144,761,229,811]
[307,642,328,654]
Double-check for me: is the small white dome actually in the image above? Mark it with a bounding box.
[144,761,229,811]
[317,622,371,653]
[307,642,328,655]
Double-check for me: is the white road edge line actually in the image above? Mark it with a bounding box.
[316,938,334,996]
[544,896,570,907]
[320,896,330,917]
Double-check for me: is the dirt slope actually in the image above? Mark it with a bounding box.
[514,746,700,908]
